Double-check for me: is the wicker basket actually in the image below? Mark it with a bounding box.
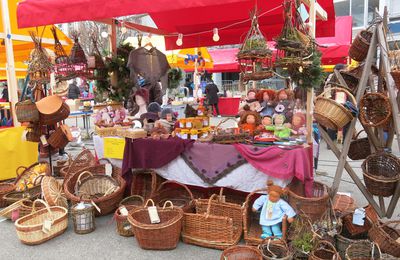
[151,180,195,213]
[15,199,68,245]
[208,187,248,206]
[361,152,400,197]
[131,169,165,200]
[345,241,381,260]
[64,164,126,216]
[348,131,371,161]
[60,149,96,178]
[47,125,73,149]
[309,240,341,260]
[368,221,400,257]
[36,95,70,125]
[128,200,184,250]
[359,93,392,127]
[115,195,145,237]
[220,245,263,260]
[336,233,369,260]
[53,154,71,177]
[390,70,400,90]
[342,212,372,237]
[314,87,356,130]
[182,194,243,250]
[14,162,51,192]
[74,171,120,198]
[287,181,329,222]
[0,183,15,207]
[25,123,42,143]
[339,71,359,96]
[242,71,274,82]
[259,239,293,260]
[333,194,356,215]
[41,176,68,208]
[349,30,373,62]
[3,185,42,206]
[116,128,147,139]
[15,100,39,123]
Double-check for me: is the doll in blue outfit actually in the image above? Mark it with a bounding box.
[252,180,296,239]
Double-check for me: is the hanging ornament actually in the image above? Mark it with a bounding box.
[28,31,53,85]
[69,31,88,76]
[51,26,75,81]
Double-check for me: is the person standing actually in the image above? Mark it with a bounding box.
[68,80,80,99]
[205,78,220,117]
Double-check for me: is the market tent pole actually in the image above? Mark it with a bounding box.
[306,0,316,145]
[1,0,19,126]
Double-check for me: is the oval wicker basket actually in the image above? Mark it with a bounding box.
[14,162,51,192]
[359,93,392,127]
[314,87,356,130]
[309,240,341,260]
[336,233,369,260]
[345,241,381,260]
[59,149,96,178]
[348,131,371,161]
[361,153,400,197]
[259,238,293,260]
[349,30,373,62]
[151,180,194,213]
[220,245,263,260]
[128,200,184,250]
[368,221,400,257]
[15,99,39,123]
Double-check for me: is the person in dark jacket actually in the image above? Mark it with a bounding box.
[68,80,81,99]
[205,79,220,117]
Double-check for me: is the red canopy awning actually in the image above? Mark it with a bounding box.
[208,48,240,73]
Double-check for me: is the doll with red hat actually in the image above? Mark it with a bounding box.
[129,88,149,118]
[252,180,296,239]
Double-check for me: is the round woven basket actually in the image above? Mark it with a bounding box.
[41,176,68,208]
[349,30,373,62]
[348,131,371,161]
[259,239,293,260]
[309,240,341,260]
[314,87,356,130]
[359,93,392,127]
[390,70,400,90]
[368,221,400,257]
[220,245,263,260]
[336,233,369,260]
[362,153,400,197]
[74,171,120,199]
[0,183,15,208]
[345,241,381,260]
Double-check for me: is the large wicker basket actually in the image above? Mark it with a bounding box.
[220,245,263,260]
[127,200,184,250]
[130,169,165,200]
[359,93,392,127]
[348,131,371,160]
[150,180,194,213]
[345,241,381,260]
[64,164,126,216]
[14,162,51,192]
[309,240,342,260]
[14,199,68,245]
[368,221,400,257]
[287,181,329,222]
[349,30,373,62]
[182,194,243,250]
[361,152,400,197]
[314,87,356,130]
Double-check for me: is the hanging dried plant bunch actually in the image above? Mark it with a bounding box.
[69,31,87,64]
[28,31,53,84]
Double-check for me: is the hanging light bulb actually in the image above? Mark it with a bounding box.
[176,33,183,46]
[213,28,220,42]
[101,31,109,38]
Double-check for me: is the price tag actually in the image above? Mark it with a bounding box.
[147,206,160,224]
[42,219,52,233]
[119,206,129,216]
[105,164,112,177]
[352,208,366,226]
[21,130,28,141]
[40,135,48,146]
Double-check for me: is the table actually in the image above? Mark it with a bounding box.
[69,110,93,137]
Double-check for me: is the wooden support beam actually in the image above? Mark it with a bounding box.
[301,0,328,21]
[318,126,385,217]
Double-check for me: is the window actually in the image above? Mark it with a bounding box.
[334,0,350,16]
[390,0,400,17]
[368,0,379,23]
[352,0,366,27]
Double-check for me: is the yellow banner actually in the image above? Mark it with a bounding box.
[103,137,125,159]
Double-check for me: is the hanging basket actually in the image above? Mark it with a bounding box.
[220,245,263,260]
[314,87,356,130]
[15,100,39,123]
[51,26,76,81]
[339,71,359,96]
[348,131,371,160]
[27,31,53,85]
[368,221,400,257]
[69,31,88,76]
[349,30,373,62]
[390,70,400,90]
[345,241,381,260]
[25,123,42,143]
[36,95,70,125]
[359,93,392,127]
[362,152,400,197]
[309,240,342,260]
[47,125,73,149]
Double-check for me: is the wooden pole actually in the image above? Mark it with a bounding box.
[1,0,19,127]
[306,0,316,145]
[110,19,117,56]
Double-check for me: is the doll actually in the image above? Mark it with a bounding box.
[291,112,307,136]
[257,89,276,117]
[238,109,261,136]
[265,114,292,139]
[274,89,294,122]
[159,108,177,133]
[257,115,273,133]
[238,89,262,115]
[252,180,296,239]
[150,120,169,140]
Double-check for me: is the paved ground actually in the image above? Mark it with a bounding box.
[0,116,399,259]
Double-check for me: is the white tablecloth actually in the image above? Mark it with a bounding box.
[93,135,291,192]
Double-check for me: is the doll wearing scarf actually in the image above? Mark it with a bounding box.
[252,181,296,239]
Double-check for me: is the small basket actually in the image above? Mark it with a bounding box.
[128,200,184,250]
[359,93,392,127]
[259,239,293,260]
[3,185,42,206]
[25,123,42,143]
[115,195,145,237]
[15,199,68,245]
[287,181,330,222]
[220,245,263,260]
[151,180,195,213]
[368,221,400,257]
[333,194,356,215]
[130,169,165,200]
[349,30,373,62]
[0,183,15,207]
[339,71,359,95]
[362,152,400,197]
[15,100,39,123]
[47,125,73,149]
[314,87,356,130]
[345,241,381,260]
[390,70,400,90]
[348,131,371,160]
[342,207,373,237]
[309,240,341,260]
[71,202,96,234]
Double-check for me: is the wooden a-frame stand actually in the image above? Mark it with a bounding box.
[319,12,400,218]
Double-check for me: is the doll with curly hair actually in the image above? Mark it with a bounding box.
[274,89,294,122]
[256,89,276,117]
[238,89,262,115]
[252,180,296,239]
[238,108,261,136]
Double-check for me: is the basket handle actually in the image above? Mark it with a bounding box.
[205,194,219,217]
[258,237,289,257]
[371,242,382,258]
[317,87,356,105]
[32,199,51,214]
[98,158,112,165]
[33,175,45,186]
[156,180,194,200]
[15,166,27,178]
[315,240,338,254]
[243,188,268,209]
[120,195,145,207]
[76,171,94,186]
[354,130,365,140]
[162,200,174,209]
[144,199,156,208]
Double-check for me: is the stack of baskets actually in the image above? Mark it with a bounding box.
[362,153,400,197]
